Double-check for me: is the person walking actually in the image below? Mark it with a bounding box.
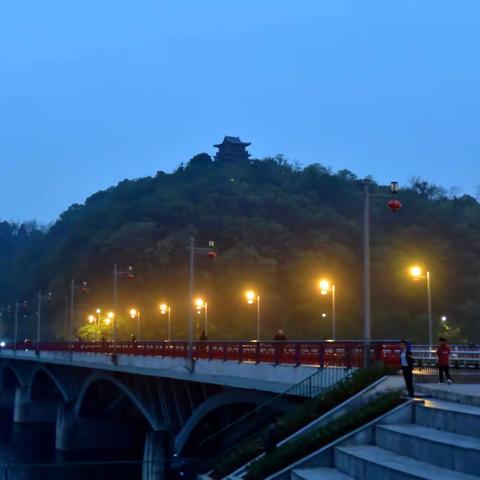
[399,339,415,397]
[273,329,287,342]
[264,417,280,453]
[437,337,453,384]
[273,329,287,364]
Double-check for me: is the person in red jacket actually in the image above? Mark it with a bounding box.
[436,337,453,384]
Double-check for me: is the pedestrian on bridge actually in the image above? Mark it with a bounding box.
[437,337,453,384]
[273,329,287,364]
[400,340,415,398]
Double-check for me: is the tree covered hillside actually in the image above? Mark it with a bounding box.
[1,153,479,343]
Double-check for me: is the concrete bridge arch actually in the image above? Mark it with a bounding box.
[74,372,160,431]
[174,390,293,454]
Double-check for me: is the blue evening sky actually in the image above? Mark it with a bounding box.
[1,0,479,223]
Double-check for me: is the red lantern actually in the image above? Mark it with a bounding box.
[387,199,402,211]
[207,251,217,259]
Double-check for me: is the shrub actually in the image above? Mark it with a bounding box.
[245,391,403,480]
[210,364,394,478]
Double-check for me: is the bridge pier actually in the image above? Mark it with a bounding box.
[55,402,139,451]
[0,388,15,412]
[13,387,58,423]
[142,431,169,480]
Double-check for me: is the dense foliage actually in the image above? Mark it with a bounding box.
[0,153,479,343]
[210,365,393,478]
[245,390,403,480]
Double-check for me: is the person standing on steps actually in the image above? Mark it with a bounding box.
[399,339,415,397]
[437,337,453,384]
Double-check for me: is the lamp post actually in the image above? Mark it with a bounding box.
[112,265,134,341]
[159,304,171,341]
[245,291,261,341]
[69,279,88,342]
[187,238,216,369]
[319,279,336,340]
[409,265,433,347]
[36,291,52,350]
[195,298,208,337]
[129,308,141,340]
[14,300,27,350]
[362,179,401,367]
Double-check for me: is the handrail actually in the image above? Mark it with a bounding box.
[196,367,353,452]
[3,340,402,368]
[197,363,358,473]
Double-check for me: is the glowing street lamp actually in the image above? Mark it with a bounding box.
[245,290,261,341]
[87,314,95,324]
[129,308,141,340]
[409,265,433,347]
[159,303,172,341]
[194,298,208,337]
[318,279,336,340]
[105,311,115,329]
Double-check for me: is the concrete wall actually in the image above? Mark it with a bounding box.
[0,349,317,394]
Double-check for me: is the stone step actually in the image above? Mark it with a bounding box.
[415,384,480,407]
[415,399,480,438]
[334,445,479,479]
[376,423,480,476]
[291,468,354,480]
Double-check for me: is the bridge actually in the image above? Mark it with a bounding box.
[3,340,477,479]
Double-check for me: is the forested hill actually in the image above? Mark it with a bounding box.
[1,153,479,343]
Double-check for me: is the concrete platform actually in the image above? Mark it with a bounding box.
[416,383,480,406]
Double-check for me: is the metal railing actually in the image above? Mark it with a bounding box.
[412,344,480,375]
[197,364,358,474]
[196,367,353,448]
[3,340,402,368]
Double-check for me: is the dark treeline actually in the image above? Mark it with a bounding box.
[1,153,479,343]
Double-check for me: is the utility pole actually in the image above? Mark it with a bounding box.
[187,238,216,371]
[363,179,371,368]
[112,264,134,342]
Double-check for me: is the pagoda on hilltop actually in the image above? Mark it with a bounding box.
[214,136,251,162]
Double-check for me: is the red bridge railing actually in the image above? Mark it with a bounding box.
[5,340,402,368]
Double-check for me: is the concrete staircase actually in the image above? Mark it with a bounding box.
[291,387,480,479]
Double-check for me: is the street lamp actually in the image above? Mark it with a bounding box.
[187,237,216,370]
[36,291,53,349]
[409,265,433,347]
[159,304,172,341]
[195,298,208,337]
[129,308,141,340]
[69,280,88,343]
[319,279,336,340]
[245,290,261,341]
[105,311,114,327]
[14,300,28,350]
[362,179,401,367]
[112,264,134,341]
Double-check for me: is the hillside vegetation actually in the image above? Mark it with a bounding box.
[1,153,479,343]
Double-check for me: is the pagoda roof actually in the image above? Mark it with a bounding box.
[214,136,251,148]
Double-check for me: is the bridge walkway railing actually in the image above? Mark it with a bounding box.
[5,340,402,369]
